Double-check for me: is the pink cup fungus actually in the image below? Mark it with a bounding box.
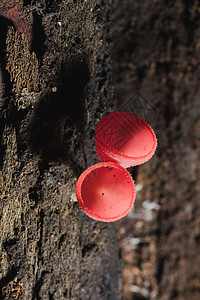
[95,112,157,168]
[76,162,135,222]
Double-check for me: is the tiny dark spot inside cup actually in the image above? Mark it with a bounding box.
[113,175,115,177]
[102,193,104,196]
[127,182,129,183]
[106,166,112,170]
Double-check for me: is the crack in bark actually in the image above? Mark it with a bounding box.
[32,270,48,300]
[0,266,18,299]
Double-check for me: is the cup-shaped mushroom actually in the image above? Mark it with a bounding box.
[95,112,157,168]
[76,162,135,222]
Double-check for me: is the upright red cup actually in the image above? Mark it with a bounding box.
[95,112,157,168]
[76,162,135,222]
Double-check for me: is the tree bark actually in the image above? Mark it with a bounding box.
[111,1,200,299]
[0,1,119,299]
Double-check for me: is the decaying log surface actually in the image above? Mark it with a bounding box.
[0,1,119,299]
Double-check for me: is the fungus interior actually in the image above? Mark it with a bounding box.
[81,165,134,219]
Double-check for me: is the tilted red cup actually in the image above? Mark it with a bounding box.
[76,162,135,222]
[95,112,157,168]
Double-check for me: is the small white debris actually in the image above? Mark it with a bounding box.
[144,280,150,288]
[52,87,57,92]
[126,200,160,221]
[129,237,141,246]
[120,227,126,235]
[121,237,141,251]
[135,221,143,229]
[70,193,77,202]
[58,22,62,26]
[129,285,149,298]
[142,200,160,211]
[135,184,143,193]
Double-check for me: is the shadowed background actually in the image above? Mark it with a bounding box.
[111,1,200,299]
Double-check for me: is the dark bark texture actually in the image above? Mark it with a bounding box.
[0,1,119,299]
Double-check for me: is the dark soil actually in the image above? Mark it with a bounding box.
[111,1,200,300]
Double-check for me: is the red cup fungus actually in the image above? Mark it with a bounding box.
[95,112,157,168]
[76,162,135,222]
